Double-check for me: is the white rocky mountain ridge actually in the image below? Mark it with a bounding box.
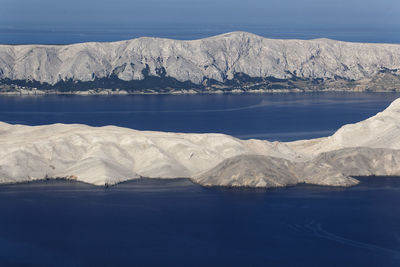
[1,31,400,93]
[1,97,400,187]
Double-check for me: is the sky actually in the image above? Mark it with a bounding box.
[1,0,400,44]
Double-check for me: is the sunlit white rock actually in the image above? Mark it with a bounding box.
[1,32,400,86]
[1,98,400,187]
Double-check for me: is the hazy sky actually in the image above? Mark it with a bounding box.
[1,0,400,43]
[2,0,399,27]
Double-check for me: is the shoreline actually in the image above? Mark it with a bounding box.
[0,88,399,96]
[1,175,399,190]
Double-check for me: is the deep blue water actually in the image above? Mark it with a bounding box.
[2,25,400,45]
[0,178,400,266]
[1,92,400,266]
[0,92,399,141]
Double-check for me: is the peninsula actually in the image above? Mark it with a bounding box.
[1,97,400,187]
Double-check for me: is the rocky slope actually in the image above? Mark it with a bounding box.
[0,122,299,185]
[195,147,400,188]
[288,96,400,155]
[1,98,400,188]
[1,32,400,94]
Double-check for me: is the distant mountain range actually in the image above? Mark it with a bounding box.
[1,31,400,94]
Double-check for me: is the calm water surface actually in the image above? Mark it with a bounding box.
[0,178,399,266]
[2,25,400,45]
[0,92,399,141]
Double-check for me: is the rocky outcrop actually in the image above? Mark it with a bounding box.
[1,32,400,94]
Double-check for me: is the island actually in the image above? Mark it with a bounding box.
[0,97,399,188]
[1,32,400,95]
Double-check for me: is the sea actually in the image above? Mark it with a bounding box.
[2,24,400,45]
[0,92,400,266]
[1,92,400,141]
